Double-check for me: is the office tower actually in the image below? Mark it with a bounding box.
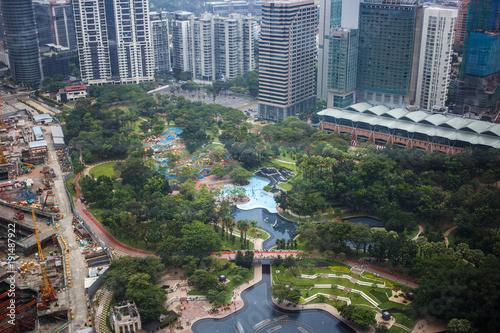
[455,0,470,45]
[41,44,74,78]
[150,11,171,74]
[317,0,360,108]
[113,0,154,83]
[172,11,193,73]
[258,0,317,121]
[415,7,457,110]
[172,12,255,81]
[72,0,112,84]
[0,0,42,84]
[357,0,423,108]
[459,0,500,117]
[33,0,77,50]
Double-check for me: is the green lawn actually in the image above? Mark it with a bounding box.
[246,227,270,240]
[204,143,225,151]
[279,182,292,191]
[270,160,297,173]
[369,289,390,303]
[205,129,220,143]
[392,312,417,329]
[389,325,409,333]
[276,153,297,163]
[88,162,118,178]
[404,226,420,240]
[378,300,407,310]
[218,232,254,251]
[301,288,374,307]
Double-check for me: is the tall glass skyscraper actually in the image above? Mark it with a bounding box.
[357,0,422,108]
[0,0,42,84]
[317,0,360,108]
[258,0,317,121]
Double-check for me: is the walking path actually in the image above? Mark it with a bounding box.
[347,259,418,288]
[412,224,424,241]
[73,172,155,257]
[444,226,458,248]
[95,288,113,333]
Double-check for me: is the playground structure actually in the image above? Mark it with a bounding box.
[142,128,231,185]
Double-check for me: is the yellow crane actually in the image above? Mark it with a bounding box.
[32,210,57,308]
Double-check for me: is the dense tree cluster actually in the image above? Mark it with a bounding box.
[105,256,166,322]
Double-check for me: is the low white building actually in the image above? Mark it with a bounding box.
[56,84,88,103]
[110,301,141,333]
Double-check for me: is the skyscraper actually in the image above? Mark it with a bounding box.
[0,0,42,84]
[72,0,112,84]
[172,12,255,81]
[357,0,423,108]
[415,7,457,110]
[113,0,154,83]
[258,0,317,121]
[150,11,171,74]
[317,0,360,108]
[33,0,77,50]
[455,0,470,45]
[458,0,500,118]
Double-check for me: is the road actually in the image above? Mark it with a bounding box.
[44,129,89,332]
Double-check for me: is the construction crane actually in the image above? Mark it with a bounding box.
[24,181,33,204]
[32,210,57,308]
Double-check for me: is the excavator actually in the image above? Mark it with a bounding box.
[42,191,59,212]
[24,181,33,204]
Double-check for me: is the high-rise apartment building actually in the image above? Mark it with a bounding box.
[357,0,423,108]
[172,12,255,81]
[317,0,360,108]
[0,0,42,84]
[258,0,317,121]
[172,11,193,74]
[455,0,470,45]
[72,0,112,84]
[114,0,154,83]
[34,0,77,50]
[415,7,457,110]
[150,11,171,74]
[458,0,500,117]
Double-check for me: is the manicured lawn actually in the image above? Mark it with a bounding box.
[246,227,270,240]
[302,288,374,307]
[204,143,225,151]
[270,160,297,173]
[276,153,297,163]
[279,182,292,191]
[188,290,205,295]
[379,300,407,310]
[404,226,419,240]
[369,289,390,303]
[392,312,417,329]
[389,325,409,333]
[88,162,118,178]
[218,232,254,251]
[205,129,220,143]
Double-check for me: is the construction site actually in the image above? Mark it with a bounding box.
[0,100,75,333]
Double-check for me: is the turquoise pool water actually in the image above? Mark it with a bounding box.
[219,176,278,213]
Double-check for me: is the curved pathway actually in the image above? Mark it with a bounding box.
[444,226,458,248]
[73,172,155,257]
[412,224,424,241]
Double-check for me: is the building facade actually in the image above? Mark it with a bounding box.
[455,0,470,45]
[357,0,423,108]
[458,0,500,118]
[72,0,112,84]
[172,12,255,81]
[150,11,171,73]
[258,0,317,121]
[0,0,42,84]
[172,11,193,73]
[415,7,457,111]
[33,0,77,50]
[113,0,154,83]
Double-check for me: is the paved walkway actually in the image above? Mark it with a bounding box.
[347,259,418,288]
[444,226,458,248]
[95,288,113,333]
[412,224,424,241]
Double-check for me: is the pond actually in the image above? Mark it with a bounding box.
[343,216,384,228]
[232,208,296,250]
[191,264,354,333]
[219,176,278,213]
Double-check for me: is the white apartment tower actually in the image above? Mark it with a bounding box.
[72,0,112,84]
[150,11,171,73]
[415,7,457,110]
[172,12,255,81]
[114,0,154,83]
[172,11,194,73]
